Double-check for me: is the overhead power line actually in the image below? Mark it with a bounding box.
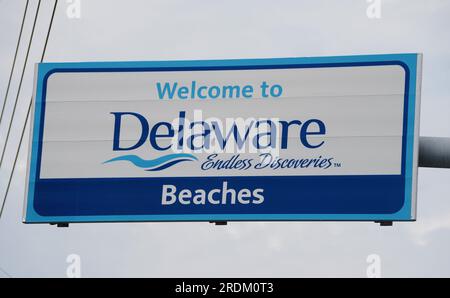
[0,0,30,126]
[0,265,12,278]
[0,0,58,222]
[0,0,42,168]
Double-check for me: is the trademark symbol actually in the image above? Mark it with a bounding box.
[334,162,341,168]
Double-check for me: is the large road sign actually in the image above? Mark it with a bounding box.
[24,54,422,223]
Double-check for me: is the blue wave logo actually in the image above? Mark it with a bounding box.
[103,153,197,171]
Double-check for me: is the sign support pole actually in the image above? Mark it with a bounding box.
[419,137,450,169]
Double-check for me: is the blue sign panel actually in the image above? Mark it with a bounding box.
[24,54,422,223]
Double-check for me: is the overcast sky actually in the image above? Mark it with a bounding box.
[1,0,450,277]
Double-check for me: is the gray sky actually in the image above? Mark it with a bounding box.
[0,0,450,277]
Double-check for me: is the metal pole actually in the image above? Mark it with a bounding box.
[419,137,450,168]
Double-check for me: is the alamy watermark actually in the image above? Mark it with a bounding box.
[66,254,81,278]
[366,0,382,19]
[66,0,81,19]
[366,254,381,278]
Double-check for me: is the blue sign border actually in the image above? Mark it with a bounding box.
[24,54,419,223]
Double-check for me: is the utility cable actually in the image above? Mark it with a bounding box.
[0,0,58,222]
[0,0,30,126]
[0,0,41,168]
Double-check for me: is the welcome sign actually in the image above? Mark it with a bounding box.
[24,54,422,223]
